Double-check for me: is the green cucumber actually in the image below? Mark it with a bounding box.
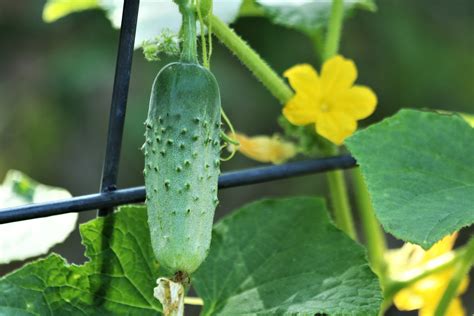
[143,1,221,275]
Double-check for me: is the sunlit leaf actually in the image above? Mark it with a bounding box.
[460,112,474,127]
[0,205,162,314]
[43,0,100,22]
[0,170,77,264]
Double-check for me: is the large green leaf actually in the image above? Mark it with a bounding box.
[346,109,474,249]
[193,197,382,315]
[0,199,381,315]
[0,205,162,315]
[255,0,376,36]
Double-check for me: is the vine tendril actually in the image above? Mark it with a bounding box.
[220,108,239,161]
[195,0,209,68]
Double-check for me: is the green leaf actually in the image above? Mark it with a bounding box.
[255,0,376,36]
[79,206,162,313]
[346,109,474,249]
[0,255,100,315]
[0,205,162,315]
[193,197,382,315]
[0,199,382,314]
[43,0,100,22]
[0,170,77,264]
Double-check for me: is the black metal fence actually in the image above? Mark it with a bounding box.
[0,0,356,224]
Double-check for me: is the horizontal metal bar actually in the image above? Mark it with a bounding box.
[0,155,356,224]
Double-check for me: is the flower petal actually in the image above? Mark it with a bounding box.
[440,298,465,316]
[393,287,424,311]
[385,242,426,275]
[315,112,357,145]
[283,93,319,126]
[389,232,468,316]
[283,64,320,97]
[321,55,357,96]
[423,233,458,262]
[419,298,465,316]
[331,85,377,120]
[232,133,297,164]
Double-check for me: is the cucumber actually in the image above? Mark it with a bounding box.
[143,1,221,275]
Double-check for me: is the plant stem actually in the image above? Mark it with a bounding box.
[324,0,344,60]
[318,0,356,240]
[325,145,357,239]
[205,14,294,104]
[326,170,356,239]
[434,237,474,316]
[155,278,185,316]
[352,167,387,275]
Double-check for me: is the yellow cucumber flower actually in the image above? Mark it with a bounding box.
[283,55,377,145]
[386,233,469,316]
[230,133,297,164]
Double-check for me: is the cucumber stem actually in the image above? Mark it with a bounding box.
[205,14,294,104]
[324,145,357,240]
[176,0,198,64]
[154,277,185,316]
[323,0,344,60]
[352,168,387,276]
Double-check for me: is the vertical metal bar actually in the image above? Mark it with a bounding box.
[98,0,140,217]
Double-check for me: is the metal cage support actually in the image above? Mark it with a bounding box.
[0,0,358,226]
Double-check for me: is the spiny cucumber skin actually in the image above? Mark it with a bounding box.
[144,62,221,275]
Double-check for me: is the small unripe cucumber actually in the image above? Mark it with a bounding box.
[144,62,221,274]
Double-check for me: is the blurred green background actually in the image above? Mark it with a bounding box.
[0,1,472,314]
